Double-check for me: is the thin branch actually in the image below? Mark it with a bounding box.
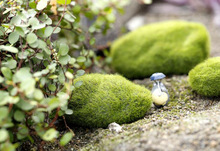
[49,107,60,127]
[51,0,67,38]
[16,36,25,71]
[62,116,74,135]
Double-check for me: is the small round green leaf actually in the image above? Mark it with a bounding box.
[37,0,48,10]
[79,35,85,42]
[65,71,73,79]
[49,75,58,79]
[65,109,73,115]
[17,126,29,140]
[14,110,25,122]
[69,58,76,65]
[0,45,18,53]
[15,27,25,37]
[143,0,152,4]
[76,69,85,76]
[48,84,56,91]
[53,27,61,34]
[26,33,37,44]
[2,59,17,69]
[59,43,69,56]
[42,128,58,141]
[44,26,53,37]
[48,98,60,111]
[1,142,16,150]
[9,32,19,44]
[34,89,44,101]
[0,107,8,122]
[16,99,34,111]
[32,111,45,123]
[29,17,39,26]
[20,78,36,96]
[33,23,46,30]
[10,16,21,25]
[27,9,37,19]
[0,76,4,83]
[7,96,19,104]
[1,67,12,80]
[10,87,18,96]
[29,41,39,48]
[0,27,5,36]
[58,73,65,83]
[29,2,37,9]
[13,67,32,83]
[77,56,86,63]
[59,55,70,65]
[64,14,75,23]
[45,18,52,25]
[0,129,9,142]
[60,132,73,146]
[89,37,96,45]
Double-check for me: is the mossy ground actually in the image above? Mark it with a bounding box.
[62,76,218,150]
[21,75,219,151]
[44,75,218,151]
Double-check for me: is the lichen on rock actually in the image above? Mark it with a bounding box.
[66,74,152,128]
[110,20,210,79]
[188,57,220,97]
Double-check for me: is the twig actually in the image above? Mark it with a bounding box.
[62,116,74,135]
[51,0,67,37]
[16,36,25,71]
[49,107,60,127]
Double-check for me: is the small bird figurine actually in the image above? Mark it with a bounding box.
[150,73,169,108]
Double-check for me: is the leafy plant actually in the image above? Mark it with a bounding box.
[0,0,129,150]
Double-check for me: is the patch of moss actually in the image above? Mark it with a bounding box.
[188,57,220,97]
[66,74,152,128]
[111,20,210,79]
[68,76,213,151]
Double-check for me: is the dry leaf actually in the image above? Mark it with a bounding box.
[50,0,57,15]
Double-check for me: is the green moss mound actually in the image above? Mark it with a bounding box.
[111,20,210,79]
[188,57,220,97]
[66,74,152,128]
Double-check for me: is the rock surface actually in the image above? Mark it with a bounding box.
[66,74,152,128]
[111,20,210,79]
[77,76,220,151]
[189,57,220,97]
[100,105,220,151]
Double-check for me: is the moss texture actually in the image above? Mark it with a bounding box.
[188,57,220,97]
[111,20,210,79]
[66,74,152,128]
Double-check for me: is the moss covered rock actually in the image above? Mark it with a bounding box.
[66,74,152,128]
[188,57,220,97]
[111,20,210,79]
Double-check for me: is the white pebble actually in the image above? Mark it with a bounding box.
[108,122,123,133]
